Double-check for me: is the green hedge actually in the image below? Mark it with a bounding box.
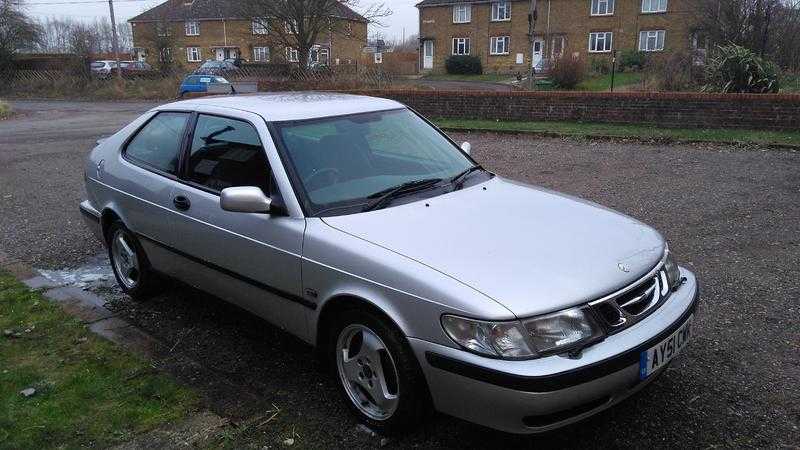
[445,55,482,75]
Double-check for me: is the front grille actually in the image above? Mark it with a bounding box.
[589,263,672,334]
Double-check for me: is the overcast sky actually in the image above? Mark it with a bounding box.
[19,0,419,43]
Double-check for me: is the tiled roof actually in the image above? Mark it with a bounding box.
[416,0,524,6]
[129,0,367,23]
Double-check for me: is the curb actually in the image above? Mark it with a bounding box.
[438,126,800,150]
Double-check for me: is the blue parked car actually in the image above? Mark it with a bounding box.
[178,75,232,97]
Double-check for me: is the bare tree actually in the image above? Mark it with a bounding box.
[234,0,390,71]
[696,0,800,67]
[0,0,41,74]
[68,22,100,76]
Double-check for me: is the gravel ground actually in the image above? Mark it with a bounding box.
[1,101,798,448]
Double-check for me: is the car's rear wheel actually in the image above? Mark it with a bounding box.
[329,308,430,434]
[107,222,158,300]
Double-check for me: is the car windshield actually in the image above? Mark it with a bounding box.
[273,108,477,216]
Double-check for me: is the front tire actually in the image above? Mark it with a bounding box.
[107,222,159,300]
[328,309,430,434]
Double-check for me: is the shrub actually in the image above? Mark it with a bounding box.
[643,51,698,91]
[0,100,10,119]
[619,50,648,72]
[549,56,585,89]
[703,44,779,93]
[445,55,482,75]
[589,58,611,75]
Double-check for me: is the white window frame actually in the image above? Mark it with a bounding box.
[489,36,510,55]
[187,46,201,62]
[641,0,667,13]
[253,46,270,62]
[453,4,471,23]
[285,20,298,34]
[491,2,511,21]
[588,32,613,53]
[156,23,170,37]
[591,0,614,16]
[185,21,199,36]
[286,47,299,62]
[639,30,665,51]
[252,18,268,35]
[452,37,470,55]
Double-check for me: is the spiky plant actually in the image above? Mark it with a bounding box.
[703,44,780,93]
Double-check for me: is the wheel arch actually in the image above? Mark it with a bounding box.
[100,207,124,244]
[315,293,409,352]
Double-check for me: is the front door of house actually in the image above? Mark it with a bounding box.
[532,39,544,70]
[423,41,434,69]
[215,49,225,61]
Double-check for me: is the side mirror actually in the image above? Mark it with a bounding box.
[220,186,271,214]
[461,142,471,155]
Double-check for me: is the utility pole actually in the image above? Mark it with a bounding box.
[528,0,538,90]
[108,0,123,81]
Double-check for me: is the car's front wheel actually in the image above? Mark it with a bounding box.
[107,222,159,300]
[329,309,430,434]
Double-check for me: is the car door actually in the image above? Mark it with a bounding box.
[167,109,307,335]
[109,111,192,269]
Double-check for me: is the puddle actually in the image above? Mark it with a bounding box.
[36,253,115,289]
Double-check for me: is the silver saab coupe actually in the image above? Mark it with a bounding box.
[80,93,699,434]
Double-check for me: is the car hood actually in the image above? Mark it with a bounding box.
[321,177,665,318]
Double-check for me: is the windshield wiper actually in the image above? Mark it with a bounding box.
[449,165,485,190]
[362,178,443,212]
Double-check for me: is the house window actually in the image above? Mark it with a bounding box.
[252,18,268,35]
[156,23,170,37]
[286,47,299,62]
[551,36,565,59]
[285,20,298,34]
[588,32,613,52]
[374,52,383,64]
[253,47,270,61]
[187,47,201,62]
[158,47,172,63]
[642,0,667,13]
[491,2,511,21]
[453,4,471,23]
[639,30,665,51]
[490,36,510,55]
[452,37,470,55]
[185,21,199,36]
[591,0,614,15]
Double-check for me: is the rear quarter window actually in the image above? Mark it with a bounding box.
[124,112,190,175]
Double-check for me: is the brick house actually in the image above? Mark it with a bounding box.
[417,0,698,74]
[129,0,368,68]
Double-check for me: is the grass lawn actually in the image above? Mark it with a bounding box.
[434,118,800,147]
[421,73,514,83]
[0,272,197,449]
[576,72,644,91]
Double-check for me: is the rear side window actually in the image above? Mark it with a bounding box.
[187,114,270,193]
[125,112,190,175]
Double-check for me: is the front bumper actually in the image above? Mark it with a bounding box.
[409,269,699,434]
[79,200,103,243]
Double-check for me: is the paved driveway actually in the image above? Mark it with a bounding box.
[1,100,798,448]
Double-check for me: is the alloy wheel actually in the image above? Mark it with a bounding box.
[111,229,140,290]
[336,324,401,421]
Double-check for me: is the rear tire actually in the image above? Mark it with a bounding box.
[107,221,159,300]
[327,308,431,435]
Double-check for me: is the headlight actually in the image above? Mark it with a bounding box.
[441,315,535,358]
[663,250,682,290]
[442,306,605,360]
[522,307,604,355]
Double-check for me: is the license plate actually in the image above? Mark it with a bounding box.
[639,315,693,380]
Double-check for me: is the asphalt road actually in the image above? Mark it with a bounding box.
[1,100,798,448]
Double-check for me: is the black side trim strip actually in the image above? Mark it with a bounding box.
[135,233,316,310]
[79,206,100,223]
[426,287,699,392]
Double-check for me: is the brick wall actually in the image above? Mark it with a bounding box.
[348,90,800,130]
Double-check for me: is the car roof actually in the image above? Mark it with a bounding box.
[157,92,405,122]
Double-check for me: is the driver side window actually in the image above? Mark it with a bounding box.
[125,112,189,175]
[187,114,271,194]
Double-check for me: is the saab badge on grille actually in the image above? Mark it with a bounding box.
[618,263,631,273]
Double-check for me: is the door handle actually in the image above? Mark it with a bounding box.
[173,195,191,211]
